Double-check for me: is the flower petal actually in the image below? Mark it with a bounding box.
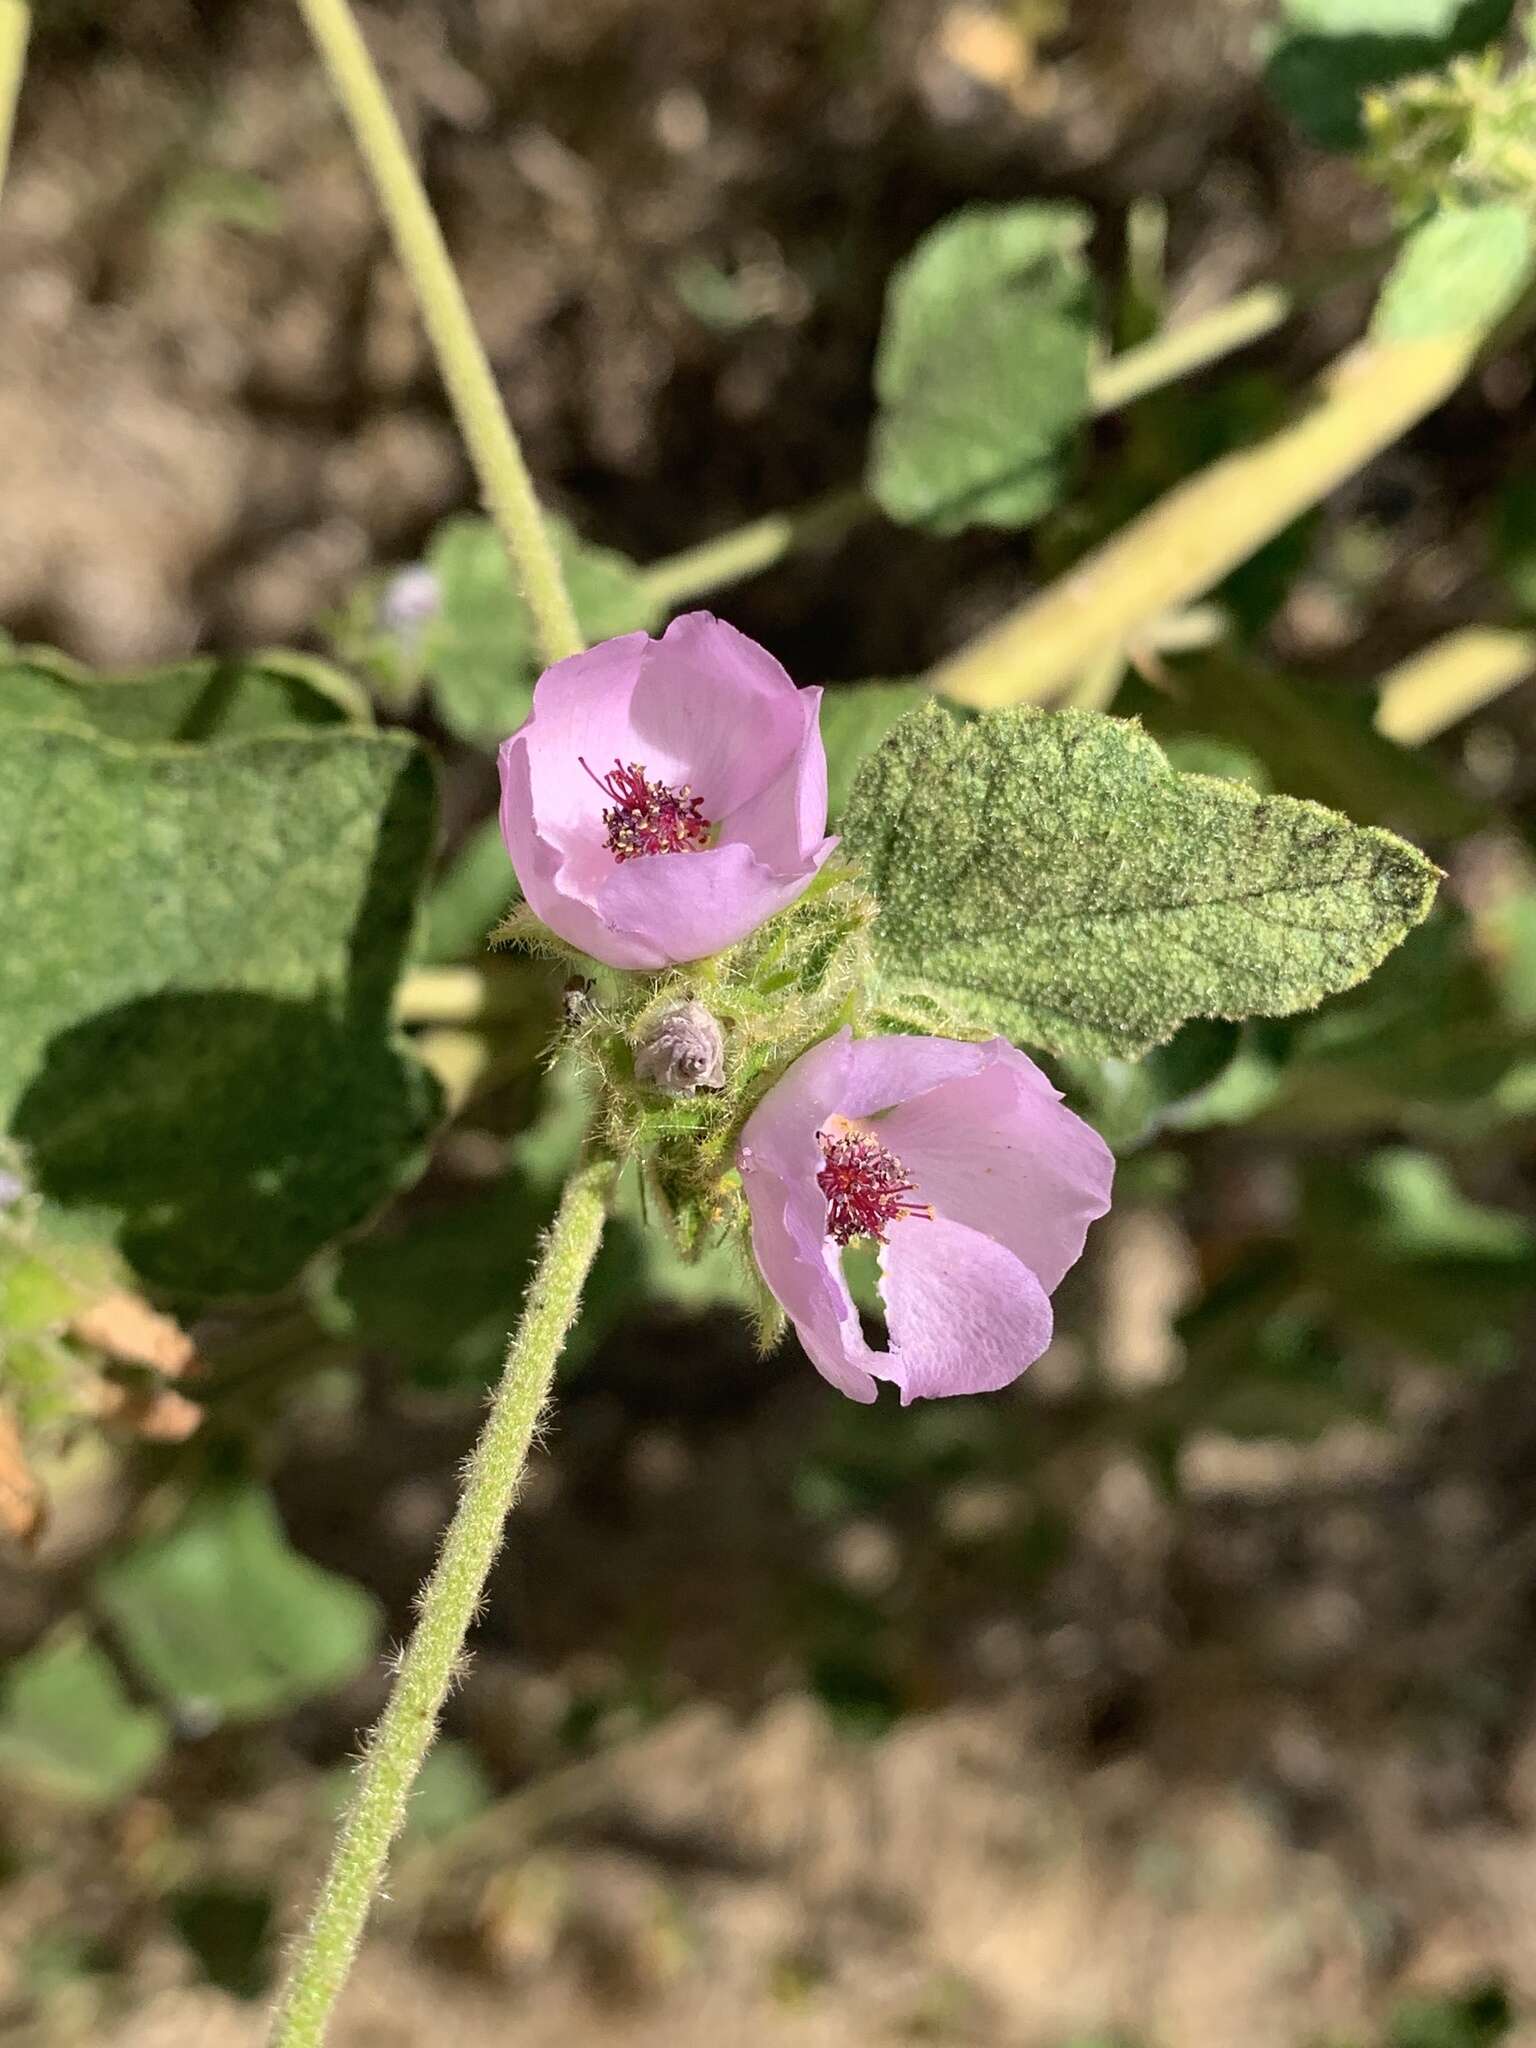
[738,1029,851,1176]
[876,1040,1114,1293]
[596,837,834,967]
[835,1035,995,1121]
[876,1216,1052,1402]
[718,686,833,872]
[518,632,649,824]
[499,731,655,968]
[740,1149,879,1402]
[627,613,809,817]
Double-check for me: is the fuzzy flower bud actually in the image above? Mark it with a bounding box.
[634,1001,726,1096]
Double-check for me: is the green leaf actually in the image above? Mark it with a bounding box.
[867,203,1095,534]
[0,1631,169,1807]
[96,1484,381,1723]
[0,724,441,1297]
[1264,0,1515,149]
[1274,911,1530,1132]
[0,647,369,742]
[1373,202,1535,339]
[842,704,1439,1059]
[423,515,657,747]
[818,680,935,824]
[415,817,517,964]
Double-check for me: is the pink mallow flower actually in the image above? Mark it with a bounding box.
[498,612,836,970]
[738,1029,1114,1403]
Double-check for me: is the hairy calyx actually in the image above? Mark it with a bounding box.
[582,757,710,862]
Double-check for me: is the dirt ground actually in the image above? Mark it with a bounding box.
[5,3,1536,2044]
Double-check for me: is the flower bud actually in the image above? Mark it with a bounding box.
[634,1001,726,1096]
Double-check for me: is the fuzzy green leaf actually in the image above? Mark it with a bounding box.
[1373,202,1535,339]
[868,203,1095,534]
[423,514,657,747]
[0,647,369,741]
[96,1484,381,1724]
[818,680,934,824]
[0,1631,169,1807]
[0,724,441,1297]
[842,704,1439,1059]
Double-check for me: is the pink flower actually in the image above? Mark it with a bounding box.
[738,1030,1114,1403]
[498,613,836,970]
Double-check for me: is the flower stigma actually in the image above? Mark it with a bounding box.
[816,1116,933,1247]
[581,757,710,862]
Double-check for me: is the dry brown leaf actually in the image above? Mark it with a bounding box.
[0,1405,44,1545]
[69,1291,196,1377]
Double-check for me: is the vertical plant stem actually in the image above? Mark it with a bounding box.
[0,0,32,203]
[292,0,582,664]
[267,1156,616,2048]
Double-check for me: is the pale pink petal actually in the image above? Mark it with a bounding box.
[518,633,650,823]
[835,1035,995,1120]
[738,1029,852,1176]
[499,732,655,968]
[718,687,833,871]
[876,1217,1053,1402]
[876,1041,1114,1293]
[498,613,833,972]
[740,1151,878,1402]
[596,837,835,967]
[626,614,807,817]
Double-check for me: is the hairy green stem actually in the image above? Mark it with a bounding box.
[267,1156,615,2048]
[292,0,581,664]
[0,0,31,201]
[635,284,1294,612]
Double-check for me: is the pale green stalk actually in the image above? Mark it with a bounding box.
[292,0,581,664]
[0,1,31,201]
[1375,625,1536,744]
[267,1156,615,2048]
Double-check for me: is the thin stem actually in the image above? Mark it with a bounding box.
[267,1155,616,2048]
[1087,283,1290,413]
[638,484,872,613]
[292,0,581,664]
[0,0,32,202]
[393,962,541,1028]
